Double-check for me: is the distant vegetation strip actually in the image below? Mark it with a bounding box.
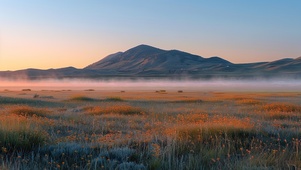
[0,96,61,107]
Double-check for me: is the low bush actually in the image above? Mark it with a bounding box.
[68,95,97,102]
[105,97,124,102]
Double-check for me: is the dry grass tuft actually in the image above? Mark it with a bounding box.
[84,104,144,115]
[9,105,50,117]
[262,103,301,112]
[167,117,255,157]
[0,115,47,151]
[236,98,262,105]
[167,117,254,140]
[176,113,208,124]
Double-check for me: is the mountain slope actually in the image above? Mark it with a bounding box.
[0,44,300,79]
[251,58,301,73]
[85,44,232,75]
[0,67,100,80]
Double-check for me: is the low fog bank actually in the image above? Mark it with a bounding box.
[1,79,301,92]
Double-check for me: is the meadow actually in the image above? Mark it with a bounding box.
[0,89,301,169]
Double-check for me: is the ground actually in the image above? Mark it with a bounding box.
[0,88,301,169]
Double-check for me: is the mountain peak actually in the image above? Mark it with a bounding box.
[85,44,231,72]
[126,44,164,53]
[208,56,232,64]
[1,44,301,79]
[132,44,161,49]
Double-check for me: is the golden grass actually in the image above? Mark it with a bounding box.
[84,104,144,115]
[166,117,254,143]
[0,90,301,169]
[236,98,262,105]
[0,114,47,151]
[9,105,50,117]
[254,103,301,120]
[176,113,208,124]
[262,103,301,112]
[164,117,256,159]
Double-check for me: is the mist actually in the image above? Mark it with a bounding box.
[1,79,301,92]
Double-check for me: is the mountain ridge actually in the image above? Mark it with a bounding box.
[1,44,301,80]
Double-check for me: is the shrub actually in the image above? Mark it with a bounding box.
[68,95,97,102]
[105,97,124,102]
[84,89,95,91]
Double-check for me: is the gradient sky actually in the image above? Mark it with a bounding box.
[0,0,301,71]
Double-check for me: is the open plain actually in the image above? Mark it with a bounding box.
[0,85,301,169]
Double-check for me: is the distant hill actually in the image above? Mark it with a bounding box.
[1,44,301,79]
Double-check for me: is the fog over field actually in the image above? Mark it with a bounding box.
[1,79,301,92]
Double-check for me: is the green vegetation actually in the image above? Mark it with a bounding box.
[105,96,125,102]
[0,96,61,107]
[68,95,97,102]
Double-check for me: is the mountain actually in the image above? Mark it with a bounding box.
[0,44,301,79]
[85,44,232,77]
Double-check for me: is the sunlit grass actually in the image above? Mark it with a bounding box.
[236,98,262,105]
[176,113,208,124]
[0,91,300,169]
[0,115,47,152]
[9,105,51,117]
[169,117,254,141]
[263,103,301,112]
[84,104,144,115]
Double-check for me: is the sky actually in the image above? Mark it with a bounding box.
[0,0,301,71]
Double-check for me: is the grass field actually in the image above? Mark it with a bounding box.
[0,89,301,169]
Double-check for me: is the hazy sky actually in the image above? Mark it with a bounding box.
[0,0,301,71]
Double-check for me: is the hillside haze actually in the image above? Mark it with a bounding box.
[1,44,301,79]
